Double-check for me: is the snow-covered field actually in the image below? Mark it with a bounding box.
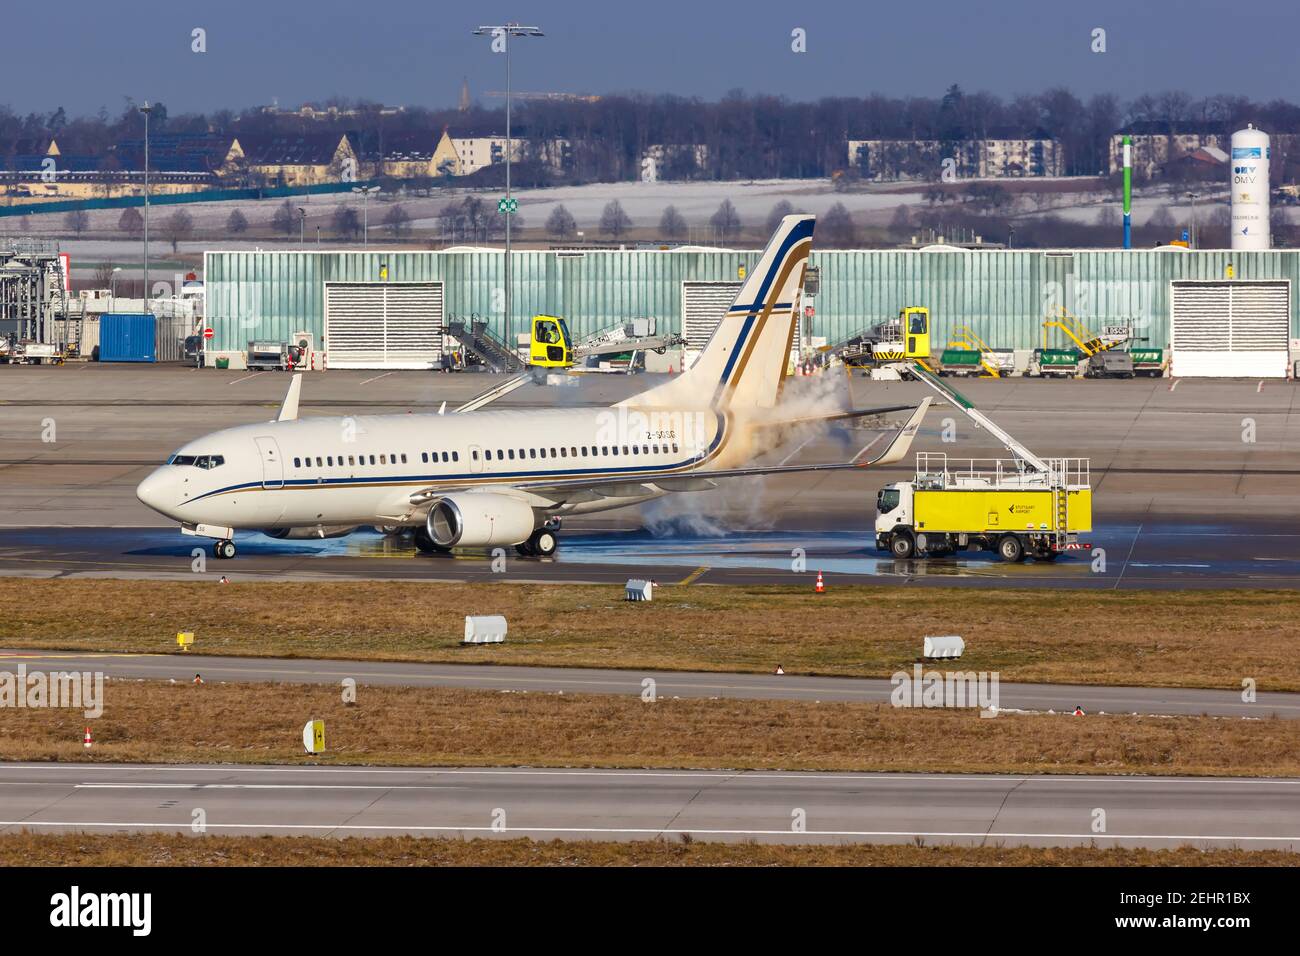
[4,177,1290,281]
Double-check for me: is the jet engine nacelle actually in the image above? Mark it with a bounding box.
[426,493,536,548]
[264,525,359,540]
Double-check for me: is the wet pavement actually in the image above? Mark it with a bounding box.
[1,519,1296,589]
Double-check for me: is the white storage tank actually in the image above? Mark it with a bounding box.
[1230,125,1270,250]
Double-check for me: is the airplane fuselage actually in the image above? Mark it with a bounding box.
[136,404,729,532]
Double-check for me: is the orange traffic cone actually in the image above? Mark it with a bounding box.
[83,727,92,749]
[1073,705,1085,717]
[814,570,825,594]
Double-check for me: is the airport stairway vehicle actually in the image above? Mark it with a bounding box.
[1041,306,1127,357]
[445,318,521,373]
[945,324,1005,377]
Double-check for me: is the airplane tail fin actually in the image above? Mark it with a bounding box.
[625,214,814,410]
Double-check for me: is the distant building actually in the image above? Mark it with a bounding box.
[0,134,223,199]
[226,132,361,187]
[641,144,710,181]
[429,129,568,177]
[1107,125,1227,177]
[848,133,1063,180]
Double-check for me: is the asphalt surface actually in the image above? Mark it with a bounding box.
[2,649,1293,719]
[0,762,1296,848]
[1,520,1299,589]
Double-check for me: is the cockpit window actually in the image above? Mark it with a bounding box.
[168,454,224,469]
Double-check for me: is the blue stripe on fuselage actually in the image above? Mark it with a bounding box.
[182,411,730,507]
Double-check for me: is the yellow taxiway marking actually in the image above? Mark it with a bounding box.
[677,565,710,585]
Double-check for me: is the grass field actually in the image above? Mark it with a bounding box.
[1,832,1292,867]
[2,580,1297,691]
[3,680,1295,776]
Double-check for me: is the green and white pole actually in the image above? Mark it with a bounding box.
[1122,135,1132,249]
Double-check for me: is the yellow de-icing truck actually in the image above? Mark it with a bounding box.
[875,365,1093,562]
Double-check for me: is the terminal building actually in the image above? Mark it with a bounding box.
[203,245,1300,378]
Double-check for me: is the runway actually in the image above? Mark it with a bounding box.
[1,520,1299,589]
[0,763,1295,848]
[3,649,1294,718]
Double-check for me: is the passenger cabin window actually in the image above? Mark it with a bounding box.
[452,452,459,462]
[401,453,407,464]
[294,457,301,468]
[380,455,387,464]
[421,453,428,463]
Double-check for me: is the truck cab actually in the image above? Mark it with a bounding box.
[875,482,914,547]
[900,307,930,359]
[529,314,574,368]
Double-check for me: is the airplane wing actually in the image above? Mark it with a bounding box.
[408,399,930,506]
[749,403,916,430]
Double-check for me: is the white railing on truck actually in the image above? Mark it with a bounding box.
[914,453,1090,490]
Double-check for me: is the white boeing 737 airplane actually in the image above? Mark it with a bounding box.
[136,215,930,559]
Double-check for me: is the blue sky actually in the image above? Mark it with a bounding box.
[5,0,1296,116]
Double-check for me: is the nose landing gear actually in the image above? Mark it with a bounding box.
[212,539,237,560]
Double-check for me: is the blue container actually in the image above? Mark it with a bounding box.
[99,313,156,362]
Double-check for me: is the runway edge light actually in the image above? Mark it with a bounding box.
[923,636,965,659]
[302,719,325,754]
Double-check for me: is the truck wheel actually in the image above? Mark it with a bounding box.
[890,533,915,559]
[997,535,1025,563]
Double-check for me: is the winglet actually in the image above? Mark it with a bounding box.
[276,373,303,422]
[860,398,930,467]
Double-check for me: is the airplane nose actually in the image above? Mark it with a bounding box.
[135,469,171,514]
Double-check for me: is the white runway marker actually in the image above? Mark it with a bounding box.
[360,371,395,385]
[227,372,263,385]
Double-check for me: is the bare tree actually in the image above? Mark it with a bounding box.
[765,200,795,235]
[93,261,115,286]
[710,199,741,242]
[819,202,857,247]
[331,204,361,239]
[118,206,143,238]
[162,209,194,252]
[271,199,295,237]
[658,205,687,239]
[65,209,89,237]
[599,200,631,238]
[1149,205,1175,229]
[227,209,249,235]
[383,203,412,239]
[545,204,576,239]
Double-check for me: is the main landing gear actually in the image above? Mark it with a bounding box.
[516,518,561,557]
[515,527,558,557]
[212,539,237,560]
